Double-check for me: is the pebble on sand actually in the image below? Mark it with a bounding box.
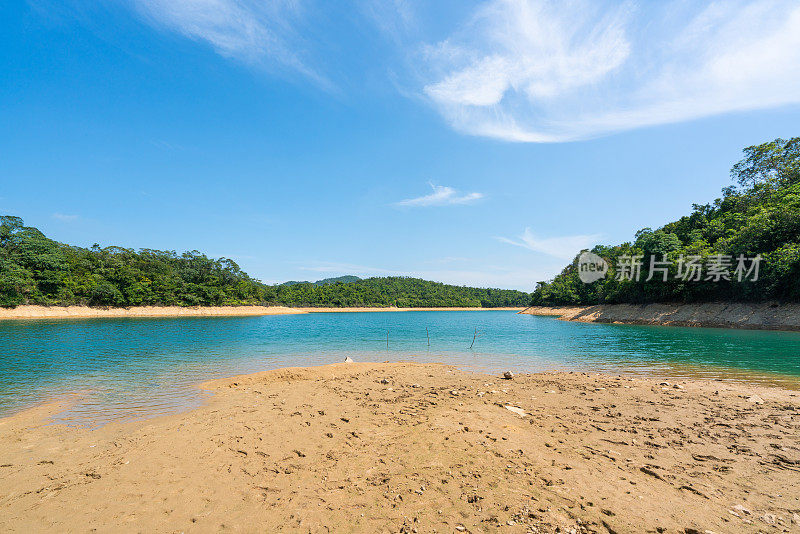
[502,371,514,380]
[344,356,354,363]
[504,405,526,417]
[732,504,752,515]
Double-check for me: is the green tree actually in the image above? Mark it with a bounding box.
[531,137,800,305]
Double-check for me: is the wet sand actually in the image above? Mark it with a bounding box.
[1,362,799,533]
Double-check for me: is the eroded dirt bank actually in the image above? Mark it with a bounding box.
[521,302,800,331]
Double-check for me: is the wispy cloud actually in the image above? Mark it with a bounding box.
[395,183,484,207]
[359,0,416,44]
[131,0,333,88]
[52,213,79,222]
[419,0,800,142]
[497,228,601,260]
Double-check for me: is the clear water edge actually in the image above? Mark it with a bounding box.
[1,311,799,426]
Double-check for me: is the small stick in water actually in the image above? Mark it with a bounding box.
[426,327,430,347]
[469,327,481,349]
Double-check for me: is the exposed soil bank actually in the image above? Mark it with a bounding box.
[521,302,800,331]
[1,362,798,533]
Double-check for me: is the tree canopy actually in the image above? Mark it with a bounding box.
[274,277,529,308]
[0,219,530,308]
[531,138,800,305]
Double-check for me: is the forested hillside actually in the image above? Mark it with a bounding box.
[0,217,529,308]
[531,137,800,305]
[274,277,529,308]
[0,216,271,308]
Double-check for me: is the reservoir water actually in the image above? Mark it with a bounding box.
[2,310,799,425]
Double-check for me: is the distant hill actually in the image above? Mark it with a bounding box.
[280,275,361,287]
[0,219,529,308]
[274,276,530,308]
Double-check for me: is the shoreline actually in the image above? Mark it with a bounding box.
[0,305,524,321]
[3,350,799,425]
[521,302,800,331]
[2,361,798,532]
[302,306,524,313]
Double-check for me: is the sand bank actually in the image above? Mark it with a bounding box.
[1,362,798,533]
[521,302,800,331]
[0,305,306,320]
[301,307,524,313]
[0,305,523,320]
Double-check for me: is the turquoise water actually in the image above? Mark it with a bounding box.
[1,311,799,425]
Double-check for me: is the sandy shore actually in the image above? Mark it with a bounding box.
[302,307,524,313]
[0,305,523,320]
[521,302,800,331]
[1,363,798,533]
[0,305,306,320]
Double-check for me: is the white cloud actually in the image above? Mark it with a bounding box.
[497,228,601,260]
[395,183,484,207]
[131,0,332,87]
[419,0,800,142]
[52,213,79,222]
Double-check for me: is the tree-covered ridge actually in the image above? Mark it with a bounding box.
[0,216,272,307]
[280,275,361,286]
[274,277,529,308]
[531,138,800,305]
[0,218,530,308]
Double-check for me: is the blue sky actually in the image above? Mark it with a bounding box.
[2,0,800,290]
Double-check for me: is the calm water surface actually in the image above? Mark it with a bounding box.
[1,311,799,425]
